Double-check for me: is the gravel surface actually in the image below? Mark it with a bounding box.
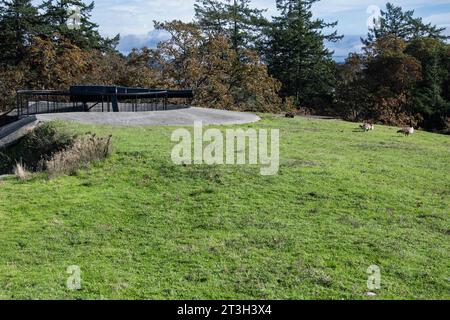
[34,107,261,126]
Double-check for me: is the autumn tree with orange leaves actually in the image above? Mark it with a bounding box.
[154,20,284,112]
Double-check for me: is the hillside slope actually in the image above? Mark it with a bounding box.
[0,115,449,299]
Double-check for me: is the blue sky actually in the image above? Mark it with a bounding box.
[44,1,450,60]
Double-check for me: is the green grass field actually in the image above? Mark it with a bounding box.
[0,115,449,300]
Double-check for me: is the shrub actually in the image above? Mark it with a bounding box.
[0,122,75,173]
[45,134,113,178]
[0,122,113,177]
[0,121,75,174]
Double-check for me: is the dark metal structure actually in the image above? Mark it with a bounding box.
[0,85,193,128]
[18,85,194,116]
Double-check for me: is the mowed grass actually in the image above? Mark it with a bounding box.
[0,115,449,300]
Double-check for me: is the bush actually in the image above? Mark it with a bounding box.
[45,134,112,178]
[0,122,113,177]
[0,122,75,174]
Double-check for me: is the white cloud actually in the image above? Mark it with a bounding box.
[108,5,141,15]
[312,0,450,15]
[88,0,450,37]
[117,29,169,54]
[93,0,196,36]
[425,12,450,34]
[31,0,450,56]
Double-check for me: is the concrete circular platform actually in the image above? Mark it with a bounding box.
[35,107,260,126]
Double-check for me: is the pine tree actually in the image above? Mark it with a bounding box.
[39,0,119,52]
[266,0,342,107]
[406,38,450,131]
[0,0,43,65]
[363,2,448,46]
[194,0,268,51]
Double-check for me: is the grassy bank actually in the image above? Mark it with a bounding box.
[0,115,449,299]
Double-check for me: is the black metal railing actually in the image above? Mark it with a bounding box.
[16,90,74,117]
[14,86,194,118]
[0,86,194,128]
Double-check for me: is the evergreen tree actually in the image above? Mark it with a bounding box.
[0,0,43,65]
[39,0,119,52]
[194,0,268,51]
[266,0,341,107]
[195,0,227,34]
[337,33,450,131]
[363,2,448,46]
[334,54,371,121]
[406,38,450,131]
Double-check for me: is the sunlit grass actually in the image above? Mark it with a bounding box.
[0,115,449,299]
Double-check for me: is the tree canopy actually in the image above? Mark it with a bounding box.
[39,0,119,52]
[0,0,43,64]
[336,3,449,132]
[363,2,448,46]
[265,0,342,110]
[194,0,268,51]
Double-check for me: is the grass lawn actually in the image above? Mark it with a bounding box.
[0,115,449,300]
